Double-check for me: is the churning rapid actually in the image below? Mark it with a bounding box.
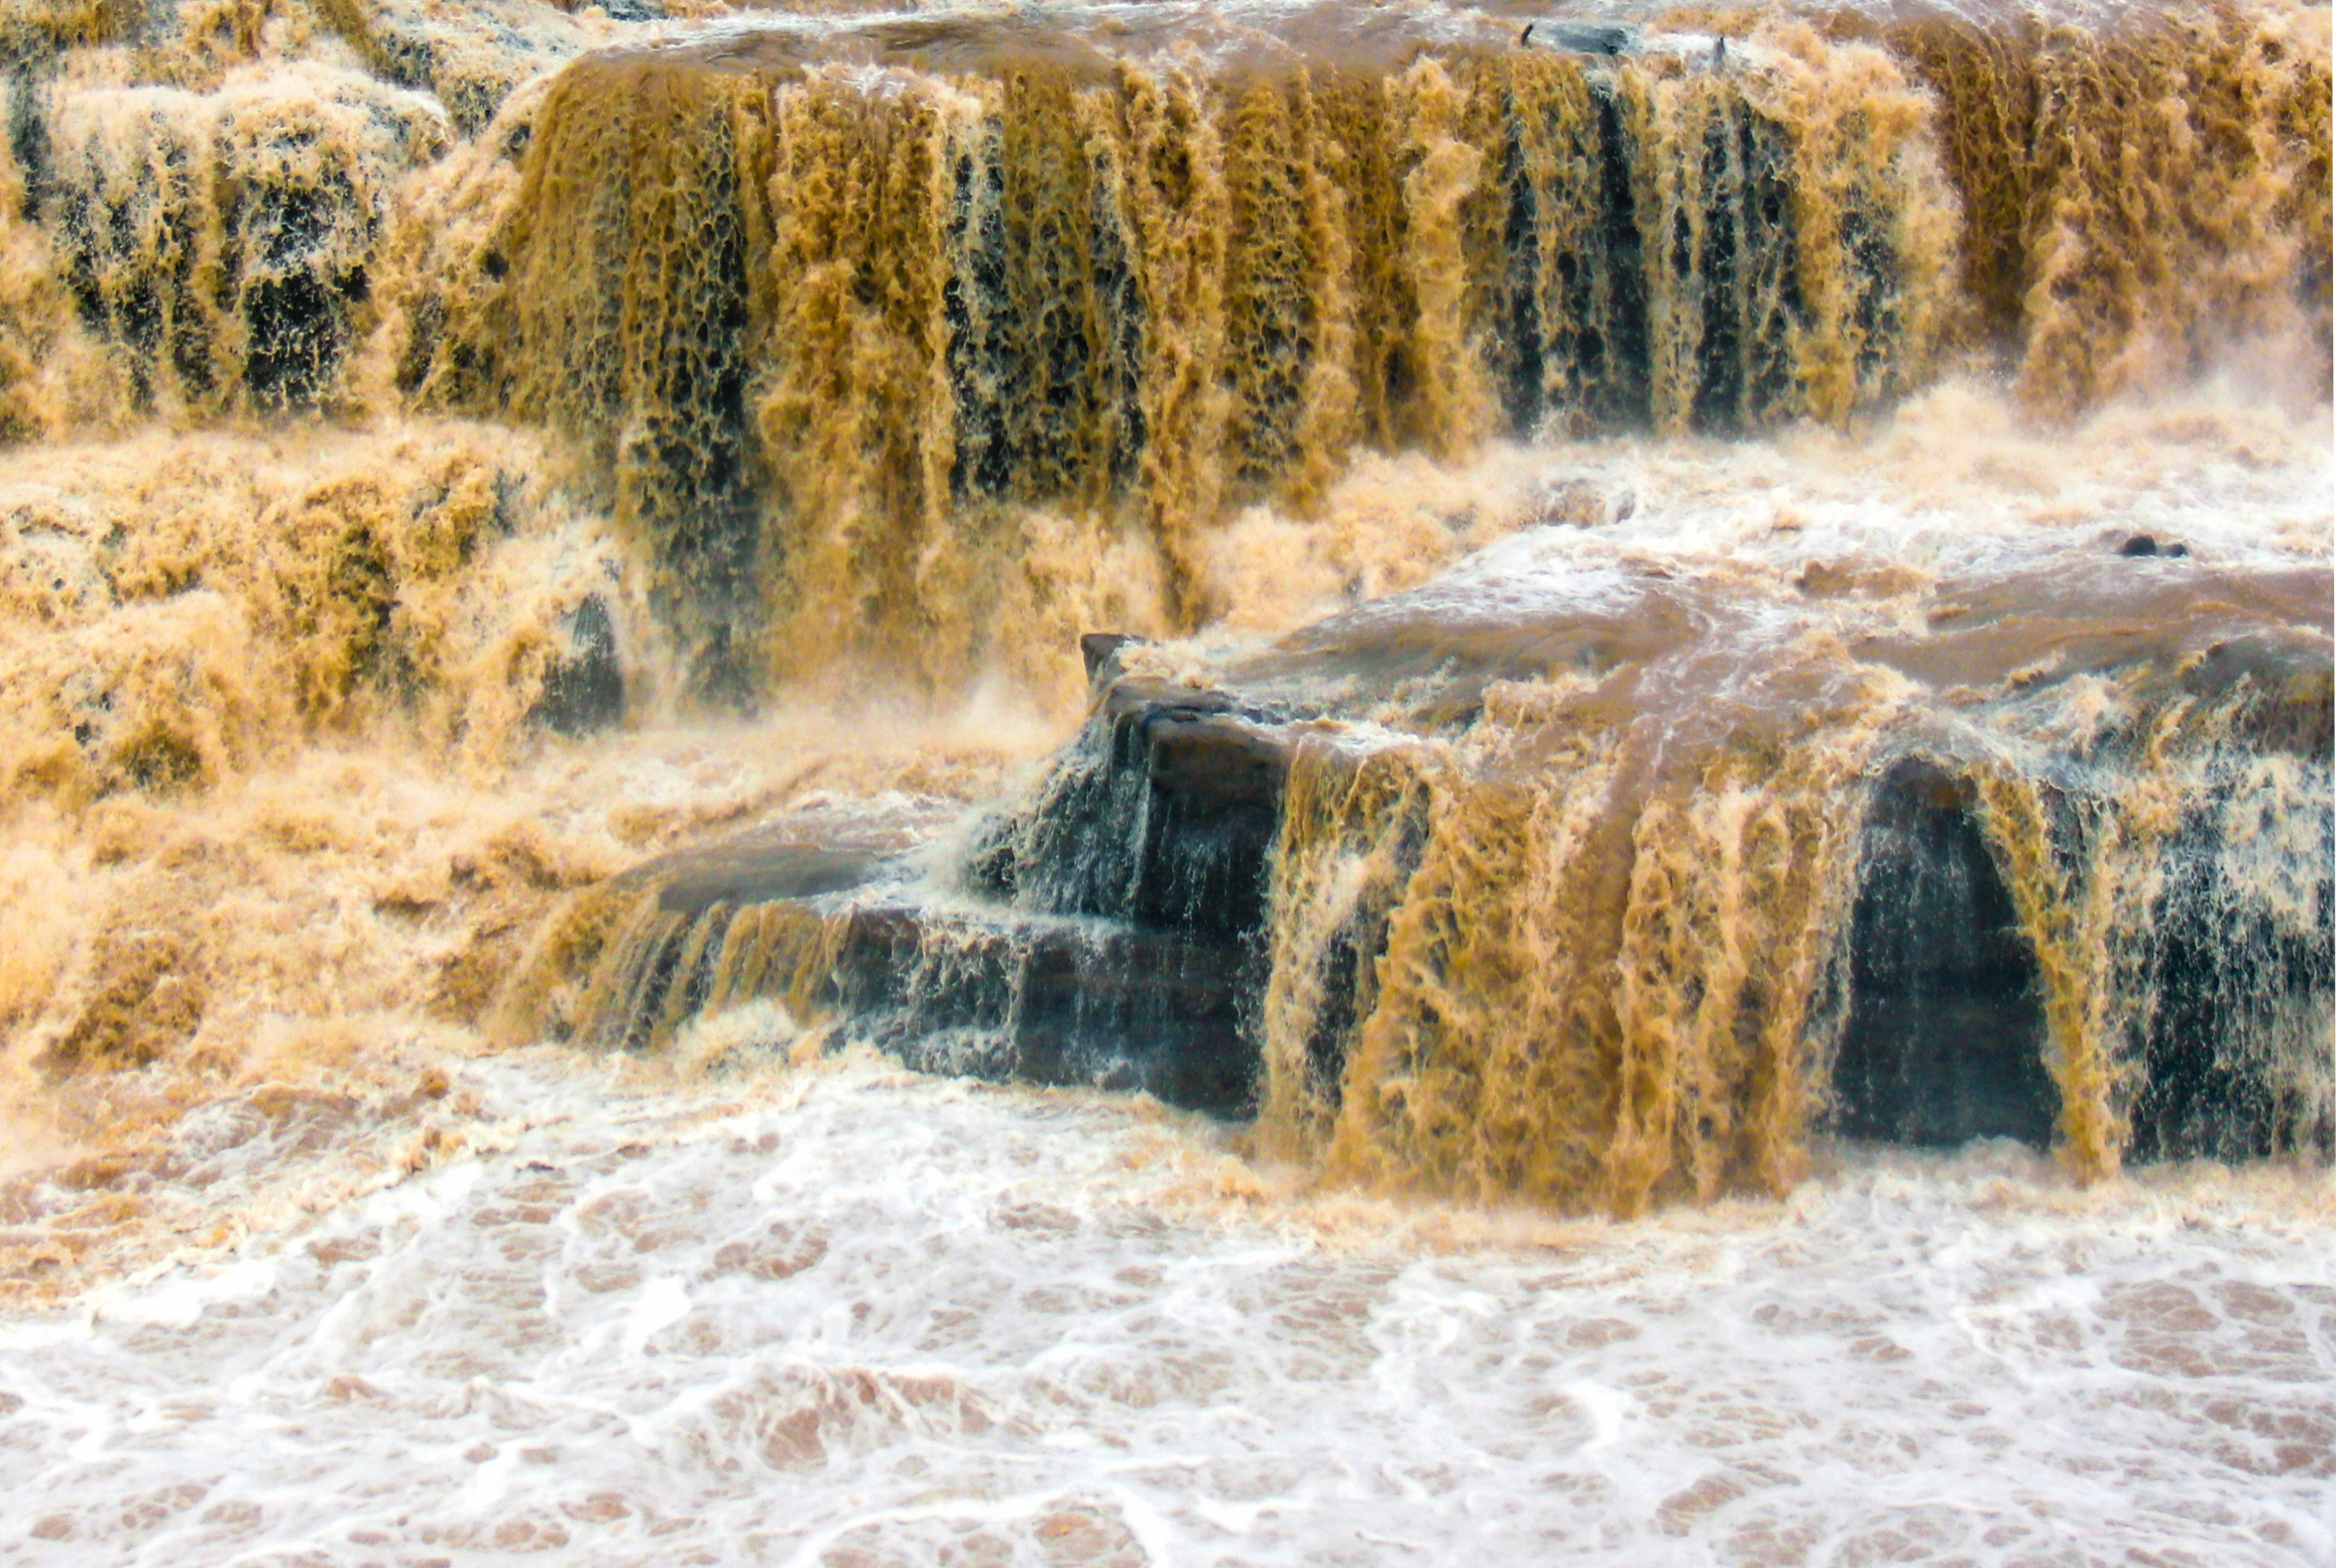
[0,0,2330,1556]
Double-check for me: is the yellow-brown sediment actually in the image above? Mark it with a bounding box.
[494,872,858,1055]
[407,54,772,688]
[1257,740,1442,1161]
[1247,540,2335,1211]
[35,66,444,418]
[756,70,957,687]
[1256,613,1920,1213]
[388,32,1959,695]
[0,0,2326,1268]
[33,9,2308,701]
[1869,3,2333,413]
[1,427,636,812]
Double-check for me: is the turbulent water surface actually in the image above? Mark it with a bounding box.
[1,0,2331,1559]
[4,1054,2335,1567]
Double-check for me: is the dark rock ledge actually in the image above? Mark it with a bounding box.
[519,552,2331,1168]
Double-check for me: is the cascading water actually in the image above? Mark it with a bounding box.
[0,0,2330,1559]
[1,0,2327,1194]
[534,531,2328,1210]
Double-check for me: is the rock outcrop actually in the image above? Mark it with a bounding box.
[514,544,2332,1204]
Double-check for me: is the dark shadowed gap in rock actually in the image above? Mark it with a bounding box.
[1301,911,1371,1116]
[1829,757,2060,1149]
[1089,146,1148,491]
[1688,112,1743,434]
[1583,81,1649,427]
[237,163,364,409]
[159,143,209,402]
[613,915,692,1053]
[946,140,1016,503]
[7,64,49,221]
[1739,109,1803,425]
[534,595,624,736]
[1839,188,1896,395]
[1498,98,1545,433]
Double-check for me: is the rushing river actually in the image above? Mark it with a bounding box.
[1,0,2330,1559]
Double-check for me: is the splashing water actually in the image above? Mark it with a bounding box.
[0,0,2329,1557]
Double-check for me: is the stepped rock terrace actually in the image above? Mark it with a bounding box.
[0,0,2327,1236]
[512,531,2334,1212]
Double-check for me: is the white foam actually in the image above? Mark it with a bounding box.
[0,1053,2327,1564]
[88,1257,279,1331]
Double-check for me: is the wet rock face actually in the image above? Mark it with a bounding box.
[969,680,1289,948]
[552,554,2328,1183]
[892,681,1290,1111]
[568,650,2325,1161]
[1078,632,1148,684]
[1825,748,2332,1164]
[562,679,1291,1117]
[1829,760,2060,1150]
[613,830,1257,1111]
[657,841,886,915]
[828,906,1260,1116]
[1116,701,1289,945]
